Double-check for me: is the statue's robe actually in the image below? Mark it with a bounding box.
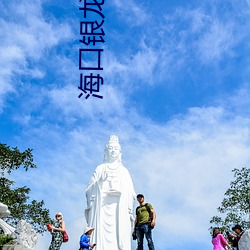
[85,163,136,250]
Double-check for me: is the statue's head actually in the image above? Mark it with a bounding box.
[104,135,122,163]
[0,202,10,218]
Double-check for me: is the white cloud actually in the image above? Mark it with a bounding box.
[156,6,244,69]
[101,44,160,92]
[189,8,210,33]
[0,0,72,111]
[127,42,158,85]
[111,0,148,26]
[47,83,127,120]
[196,20,235,63]
[221,83,250,115]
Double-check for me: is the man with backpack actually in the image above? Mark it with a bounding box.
[132,194,156,250]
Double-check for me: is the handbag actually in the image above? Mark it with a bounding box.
[46,224,52,232]
[62,231,69,242]
[132,230,137,240]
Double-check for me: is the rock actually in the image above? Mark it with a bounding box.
[238,229,250,250]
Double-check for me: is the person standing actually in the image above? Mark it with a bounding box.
[48,212,66,250]
[79,227,96,250]
[231,225,244,250]
[133,194,156,250]
[211,227,232,250]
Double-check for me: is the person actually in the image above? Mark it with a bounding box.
[48,212,66,250]
[85,135,136,250]
[226,231,238,249]
[211,227,232,250]
[79,227,96,250]
[230,225,244,250]
[133,194,156,250]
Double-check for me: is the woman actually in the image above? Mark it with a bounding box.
[49,212,66,250]
[79,227,96,250]
[212,227,232,250]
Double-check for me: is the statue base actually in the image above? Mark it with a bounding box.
[1,245,26,250]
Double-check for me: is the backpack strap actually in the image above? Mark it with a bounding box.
[136,203,151,215]
[144,203,151,215]
[136,206,139,216]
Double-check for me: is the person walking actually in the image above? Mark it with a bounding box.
[133,194,156,250]
[48,212,66,250]
[79,227,96,250]
[211,227,232,250]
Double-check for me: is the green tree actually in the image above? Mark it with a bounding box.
[0,143,52,233]
[210,167,250,232]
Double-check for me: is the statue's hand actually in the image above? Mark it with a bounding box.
[101,171,108,181]
[86,195,95,209]
[129,213,135,222]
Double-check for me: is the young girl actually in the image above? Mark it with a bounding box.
[212,227,232,250]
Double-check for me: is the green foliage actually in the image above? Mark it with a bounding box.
[210,167,250,232]
[0,143,52,234]
[0,144,36,175]
[0,234,14,246]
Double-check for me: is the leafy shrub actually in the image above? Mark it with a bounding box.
[0,234,14,247]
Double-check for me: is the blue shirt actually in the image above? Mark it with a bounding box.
[79,234,90,250]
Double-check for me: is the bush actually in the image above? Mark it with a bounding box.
[0,234,14,247]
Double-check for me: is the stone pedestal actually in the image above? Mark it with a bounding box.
[2,246,26,250]
[238,229,250,250]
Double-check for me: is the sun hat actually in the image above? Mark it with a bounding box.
[84,227,95,234]
[55,212,63,218]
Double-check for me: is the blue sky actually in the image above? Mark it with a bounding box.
[1,0,250,249]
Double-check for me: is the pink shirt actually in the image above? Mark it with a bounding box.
[212,234,227,250]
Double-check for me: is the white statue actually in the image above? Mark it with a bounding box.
[239,229,250,250]
[85,135,136,250]
[0,202,11,218]
[0,203,38,250]
[13,220,38,250]
[0,202,15,235]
